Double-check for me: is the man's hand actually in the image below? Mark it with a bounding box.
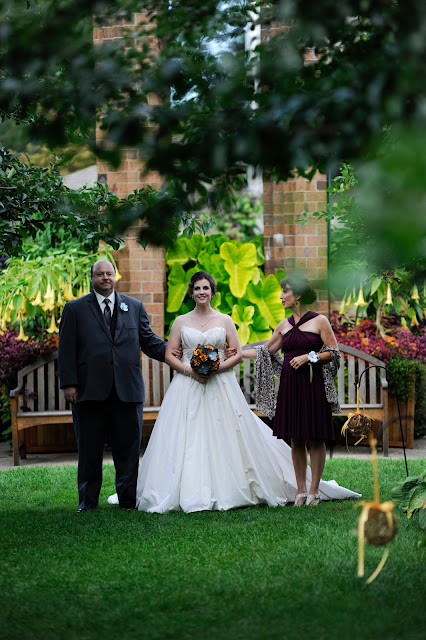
[171,347,183,360]
[64,386,78,404]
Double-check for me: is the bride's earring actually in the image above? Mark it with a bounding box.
[295,300,299,307]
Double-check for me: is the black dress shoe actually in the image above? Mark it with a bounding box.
[119,505,136,511]
[76,506,98,512]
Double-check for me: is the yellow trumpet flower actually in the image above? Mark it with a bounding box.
[410,315,419,327]
[411,284,420,301]
[32,291,42,306]
[400,317,408,328]
[385,283,393,305]
[355,287,367,307]
[42,283,55,311]
[46,314,59,334]
[63,282,74,301]
[115,265,122,281]
[56,291,64,307]
[339,297,346,315]
[17,320,29,342]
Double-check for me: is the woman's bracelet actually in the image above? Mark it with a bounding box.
[183,364,192,378]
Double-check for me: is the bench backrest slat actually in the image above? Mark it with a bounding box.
[347,356,356,404]
[337,354,345,405]
[369,365,377,405]
[37,366,45,411]
[48,361,56,410]
[11,342,387,414]
[151,359,161,407]
[358,359,366,403]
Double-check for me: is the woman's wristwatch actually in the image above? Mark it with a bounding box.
[307,351,320,363]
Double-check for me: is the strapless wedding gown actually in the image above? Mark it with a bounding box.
[109,326,360,512]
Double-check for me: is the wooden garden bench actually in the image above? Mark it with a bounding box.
[10,351,173,466]
[10,342,412,465]
[236,342,391,456]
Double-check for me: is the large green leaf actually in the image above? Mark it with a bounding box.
[211,291,222,310]
[275,268,287,284]
[165,238,191,266]
[197,251,229,284]
[220,242,257,297]
[246,275,285,328]
[232,304,254,346]
[407,481,426,518]
[249,314,272,343]
[12,293,23,311]
[391,475,424,510]
[166,264,197,313]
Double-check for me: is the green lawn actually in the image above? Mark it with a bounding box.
[1,458,425,640]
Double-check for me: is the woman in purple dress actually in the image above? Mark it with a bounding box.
[243,275,340,506]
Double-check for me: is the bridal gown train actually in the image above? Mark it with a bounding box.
[109,326,360,513]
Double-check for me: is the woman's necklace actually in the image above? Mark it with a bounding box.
[193,309,213,328]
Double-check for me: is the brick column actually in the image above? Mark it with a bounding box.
[94,13,166,337]
[263,172,329,314]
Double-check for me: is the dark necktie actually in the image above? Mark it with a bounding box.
[103,298,112,330]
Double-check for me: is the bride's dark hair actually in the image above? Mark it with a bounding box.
[188,271,217,297]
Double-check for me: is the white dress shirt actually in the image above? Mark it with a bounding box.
[94,289,115,316]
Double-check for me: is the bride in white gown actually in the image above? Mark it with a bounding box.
[109,271,360,513]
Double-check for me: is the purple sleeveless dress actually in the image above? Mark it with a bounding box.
[273,311,335,442]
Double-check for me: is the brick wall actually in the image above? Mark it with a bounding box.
[94,13,166,337]
[263,173,329,314]
[94,11,330,327]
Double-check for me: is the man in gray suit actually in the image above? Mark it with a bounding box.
[58,259,169,511]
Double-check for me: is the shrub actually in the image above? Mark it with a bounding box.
[165,233,287,344]
[332,314,426,437]
[0,330,56,440]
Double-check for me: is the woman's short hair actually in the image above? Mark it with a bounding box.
[188,271,217,297]
[280,275,317,305]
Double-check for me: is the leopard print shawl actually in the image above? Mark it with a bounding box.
[253,343,341,419]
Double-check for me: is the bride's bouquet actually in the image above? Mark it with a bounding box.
[190,344,220,376]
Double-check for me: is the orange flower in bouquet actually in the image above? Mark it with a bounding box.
[190,344,220,375]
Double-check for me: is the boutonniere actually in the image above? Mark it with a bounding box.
[120,302,129,312]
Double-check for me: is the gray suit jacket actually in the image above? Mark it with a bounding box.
[58,290,166,403]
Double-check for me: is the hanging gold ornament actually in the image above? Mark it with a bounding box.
[341,384,373,446]
[356,433,398,584]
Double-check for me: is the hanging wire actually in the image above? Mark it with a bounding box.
[358,365,409,477]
